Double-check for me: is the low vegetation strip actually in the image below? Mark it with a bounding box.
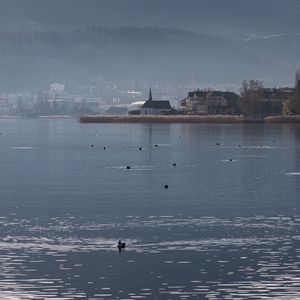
[80,115,264,123]
[80,114,300,123]
[264,115,300,123]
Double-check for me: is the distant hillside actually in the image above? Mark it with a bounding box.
[0,0,299,92]
[0,26,299,91]
[0,0,299,37]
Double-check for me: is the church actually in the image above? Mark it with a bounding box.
[140,88,174,115]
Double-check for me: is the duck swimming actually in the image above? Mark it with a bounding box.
[117,240,126,251]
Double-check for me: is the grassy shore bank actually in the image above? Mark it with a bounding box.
[264,115,300,123]
[80,115,260,123]
[79,114,300,124]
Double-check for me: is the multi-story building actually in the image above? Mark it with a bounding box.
[180,90,239,115]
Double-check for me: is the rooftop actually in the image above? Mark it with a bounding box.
[142,100,172,109]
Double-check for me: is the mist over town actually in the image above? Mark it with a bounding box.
[0,0,300,118]
[2,2,300,299]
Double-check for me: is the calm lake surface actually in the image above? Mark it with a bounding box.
[1,118,300,299]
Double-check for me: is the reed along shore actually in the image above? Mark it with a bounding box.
[80,114,300,124]
[80,115,260,123]
[264,115,300,123]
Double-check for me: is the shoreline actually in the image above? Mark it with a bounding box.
[79,115,300,124]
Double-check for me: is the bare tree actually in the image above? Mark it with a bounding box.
[295,69,300,114]
[239,80,263,117]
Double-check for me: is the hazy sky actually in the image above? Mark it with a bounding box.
[0,0,299,36]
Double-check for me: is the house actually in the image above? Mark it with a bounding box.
[260,87,295,115]
[140,88,174,115]
[181,90,239,115]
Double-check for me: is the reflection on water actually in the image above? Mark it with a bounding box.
[1,214,300,299]
[1,119,300,299]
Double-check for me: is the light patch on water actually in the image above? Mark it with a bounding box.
[10,146,38,150]
[152,144,170,147]
[0,214,300,299]
[239,155,266,158]
[238,145,275,149]
[106,165,155,171]
[286,172,300,176]
[221,159,238,162]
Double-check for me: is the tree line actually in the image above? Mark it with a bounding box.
[0,26,199,47]
[239,74,300,117]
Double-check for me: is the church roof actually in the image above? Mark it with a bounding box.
[142,100,172,109]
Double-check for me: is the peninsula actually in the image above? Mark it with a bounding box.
[79,114,300,124]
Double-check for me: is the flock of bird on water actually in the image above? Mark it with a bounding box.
[89,139,276,251]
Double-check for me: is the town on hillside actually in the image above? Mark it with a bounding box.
[1,70,300,118]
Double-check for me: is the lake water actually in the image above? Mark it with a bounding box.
[1,118,300,299]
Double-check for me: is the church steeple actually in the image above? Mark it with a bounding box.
[148,87,153,102]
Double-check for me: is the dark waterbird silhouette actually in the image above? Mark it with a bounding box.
[117,240,126,252]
